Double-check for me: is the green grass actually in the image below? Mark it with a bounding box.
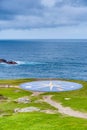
[0,78,87,130]
[0,100,55,115]
[50,80,87,112]
[0,88,32,99]
[41,79,87,112]
[0,78,36,85]
[0,79,56,114]
[0,113,87,130]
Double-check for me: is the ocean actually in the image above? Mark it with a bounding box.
[0,39,87,80]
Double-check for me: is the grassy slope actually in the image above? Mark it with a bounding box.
[52,80,87,112]
[0,78,87,130]
[41,79,87,112]
[0,78,36,86]
[0,113,87,130]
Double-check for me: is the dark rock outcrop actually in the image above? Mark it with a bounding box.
[6,61,17,64]
[0,59,7,63]
[0,59,17,65]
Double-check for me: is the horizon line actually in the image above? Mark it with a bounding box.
[0,39,87,41]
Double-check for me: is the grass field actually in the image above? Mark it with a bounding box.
[0,78,87,130]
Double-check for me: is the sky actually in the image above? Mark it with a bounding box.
[0,0,87,39]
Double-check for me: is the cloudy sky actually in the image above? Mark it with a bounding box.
[0,0,87,39]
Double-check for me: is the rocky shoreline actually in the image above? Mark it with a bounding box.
[0,59,17,65]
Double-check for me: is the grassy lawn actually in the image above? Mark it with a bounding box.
[0,113,87,130]
[0,78,87,130]
[41,80,87,112]
[0,78,36,86]
[51,80,87,112]
[0,87,32,99]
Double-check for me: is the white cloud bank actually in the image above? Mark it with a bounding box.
[0,0,87,38]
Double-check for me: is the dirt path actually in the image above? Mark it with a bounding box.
[31,92,44,97]
[43,95,87,119]
[0,84,19,88]
[2,85,87,118]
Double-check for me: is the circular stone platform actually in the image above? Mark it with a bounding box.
[20,80,83,92]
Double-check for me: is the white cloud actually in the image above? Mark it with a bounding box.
[0,24,87,39]
[0,0,87,39]
[41,0,57,7]
[0,0,87,30]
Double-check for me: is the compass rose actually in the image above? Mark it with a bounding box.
[37,81,64,91]
[20,80,83,92]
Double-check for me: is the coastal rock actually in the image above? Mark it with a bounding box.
[14,107,40,113]
[0,59,7,63]
[0,59,17,65]
[15,96,30,104]
[6,61,17,64]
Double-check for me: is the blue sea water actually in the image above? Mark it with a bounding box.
[0,39,87,80]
